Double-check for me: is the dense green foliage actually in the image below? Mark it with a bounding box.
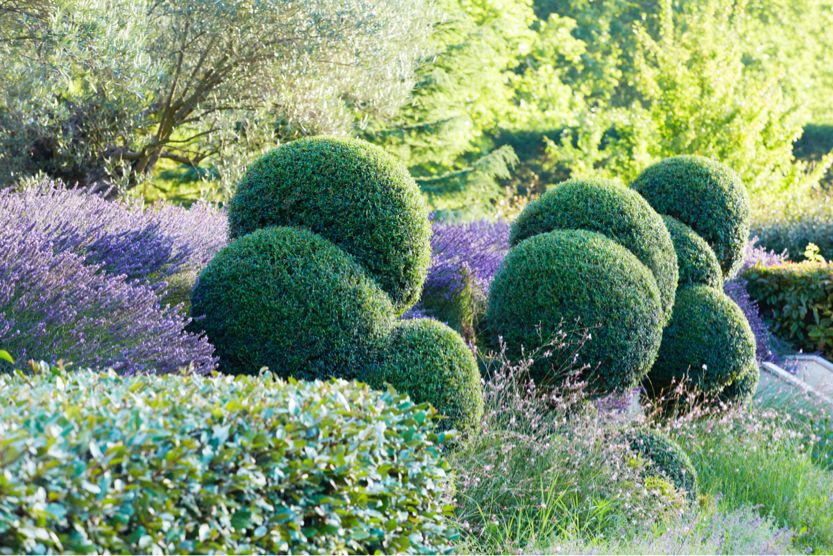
[228,137,431,313]
[485,230,664,393]
[0,0,432,192]
[190,227,393,378]
[510,178,677,320]
[419,269,484,344]
[645,286,756,397]
[632,156,751,277]
[716,363,760,407]
[662,215,723,289]
[753,218,833,261]
[367,318,483,433]
[744,261,833,357]
[0,367,454,554]
[626,428,698,500]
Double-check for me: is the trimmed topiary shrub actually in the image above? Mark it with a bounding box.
[367,318,483,433]
[227,136,431,313]
[626,428,698,500]
[645,286,756,397]
[191,226,394,378]
[662,215,723,289]
[0,368,455,554]
[717,362,760,407]
[631,155,750,278]
[485,229,664,394]
[510,178,677,321]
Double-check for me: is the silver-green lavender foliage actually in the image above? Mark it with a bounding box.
[0,368,455,554]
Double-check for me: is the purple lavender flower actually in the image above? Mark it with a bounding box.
[424,219,510,297]
[0,181,227,291]
[0,223,216,374]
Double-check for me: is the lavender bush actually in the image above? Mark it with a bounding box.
[0,223,216,374]
[0,182,227,291]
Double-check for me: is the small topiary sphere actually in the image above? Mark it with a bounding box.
[367,318,483,433]
[631,156,750,278]
[662,215,723,290]
[626,428,698,500]
[191,226,394,378]
[485,230,664,394]
[717,362,760,407]
[228,136,431,314]
[645,285,756,397]
[510,178,677,321]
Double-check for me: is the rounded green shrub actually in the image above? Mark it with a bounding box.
[631,155,750,278]
[485,229,664,394]
[626,428,698,500]
[227,136,431,313]
[662,215,723,289]
[368,318,483,433]
[191,226,394,378]
[645,285,756,396]
[717,362,760,407]
[510,178,677,321]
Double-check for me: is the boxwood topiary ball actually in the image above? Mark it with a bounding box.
[645,285,755,397]
[662,215,723,290]
[227,136,431,314]
[510,178,677,322]
[717,362,760,407]
[367,318,483,433]
[485,229,664,394]
[626,428,698,500]
[191,226,394,378]
[631,156,750,278]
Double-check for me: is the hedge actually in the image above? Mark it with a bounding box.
[0,367,455,554]
[662,215,723,290]
[626,428,698,501]
[743,261,833,358]
[510,178,677,321]
[631,155,750,278]
[191,226,393,378]
[367,318,483,433]
[485,229,664,394]
[752,218,833,261]
[645,285,756,397]
[227,136,431,313]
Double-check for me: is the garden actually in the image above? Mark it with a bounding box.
[2,0,833,554]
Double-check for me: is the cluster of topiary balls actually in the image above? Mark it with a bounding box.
[484,155,759,409]
[191,136,483,432]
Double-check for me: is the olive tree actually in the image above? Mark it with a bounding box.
[0,0,433,192]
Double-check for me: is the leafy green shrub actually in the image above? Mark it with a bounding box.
[367,318,483,433]
[662,215,723,290]
[485,229,664,393]
[418,267,485,344]
[631,156,750,278]
[510,178,677,320]
[716,362,760,408]
[228,136,431,313]
[626,428,699,501]
[645,285,756,397]
[752,218,833,261]
[191,226,393,378]
[0,367,454,554]
[743,261,833,357]
[794,124,833,165]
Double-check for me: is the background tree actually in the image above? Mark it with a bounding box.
[0,0,433,193]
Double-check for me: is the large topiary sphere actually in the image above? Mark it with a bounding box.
[626,428,698,500]
[227,136,431,313]
[717,362,760,407]
[191,226,394,378]
[631,156,750,278]
[510,178,677,321]
[367,318,483,433]
[645,285,756,397]
[662,215,723,290]
[485,230,664,394]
